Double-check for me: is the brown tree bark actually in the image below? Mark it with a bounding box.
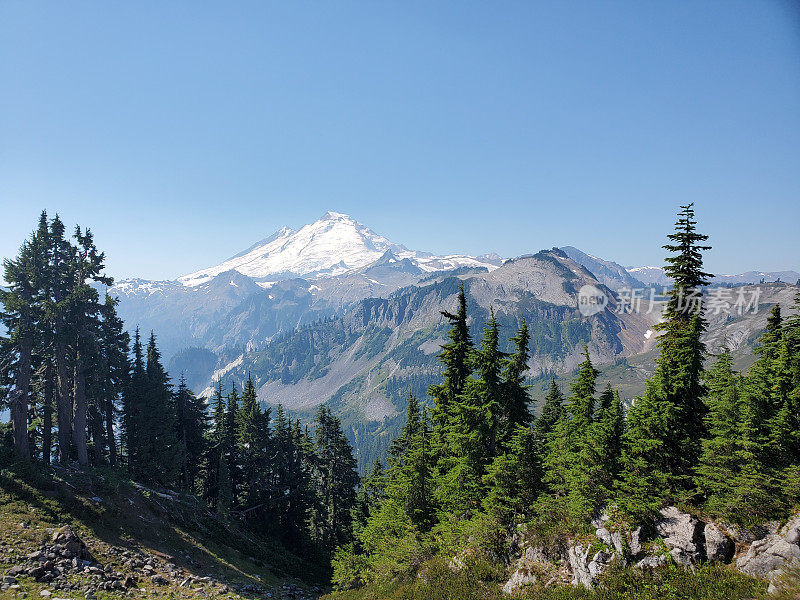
[72,357,89,467]
[10,335,33,459]
[42,359,54,465]
[105,396,117,466]
[55,340,72,464]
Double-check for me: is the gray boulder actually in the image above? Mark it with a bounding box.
[737,514,800,586]
[635,555,669,570]
[655,506,705,566]
[628,526,648,558]
[704,523,734,563]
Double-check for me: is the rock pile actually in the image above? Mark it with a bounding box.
[3,526,132,595]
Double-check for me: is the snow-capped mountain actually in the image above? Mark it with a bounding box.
[179,211,500,287]
[626,266,800,287]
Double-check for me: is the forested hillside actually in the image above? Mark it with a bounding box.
[2,206,800,600]
[0,212,362,597]
[324,205,800,599]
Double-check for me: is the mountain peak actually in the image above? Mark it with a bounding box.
[319,211,352,222]
[178,213,502,287]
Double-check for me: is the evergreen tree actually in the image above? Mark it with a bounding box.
[224,380,240,504]
[500,319,532,450]
[174,374,209,492]
[435,311,504,515]
[694,349,775,522]
[139,332,179,486]
[540,348,601,524]
[123,328,146,472]
[98,294,130,466]
[69,225,112,466]
[237,373,269,508]
[535,379,564,440]
[482,424,539,528]
[202,380,227,508]
[618,204,712,515]
[311,405,359,561]
[428,284,473,452]
[589,384,624,501]
[0,221,48,458]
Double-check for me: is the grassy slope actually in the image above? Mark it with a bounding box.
[0,463,323,600]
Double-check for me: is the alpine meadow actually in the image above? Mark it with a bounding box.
[2,3,799,600]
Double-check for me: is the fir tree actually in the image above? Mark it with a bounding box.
[140,332,179,486]
[500,319,532,450]
[123,328,146,472]
[428,284,473,452]
[311,405,359,561]
[237,373,269,508]
[540,347,601,524]
[174,374,209,492]
[618,204,712,515]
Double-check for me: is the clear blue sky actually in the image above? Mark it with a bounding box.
[1,1,799,280]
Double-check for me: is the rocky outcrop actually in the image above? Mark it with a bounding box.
[567,541,614,589]
[736,514,800,593]
[501,546,560,595]
[654,506,705,566]
[704,523,734,563]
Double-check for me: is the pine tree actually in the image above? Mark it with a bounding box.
[202,380,227,509]
[140,332,179,486]
[500,319,532,450]
[535,379,564,441]
[428,284,473,453]
[694,349,775,522]
[237,373,268,507]
[123,328,146,473]
[0,222,48,458]
[352,459,385,540]
[174,374,209,492]
[482,424,539,528]
[436,311,505,515]
[224,380,240,505]
[589,384,624,500]
[69,225,113,466]
[311,405,359,561]
[98,294,130,466]
[49,214,76,465]
[618,204,712,515]
[540,347,601,524]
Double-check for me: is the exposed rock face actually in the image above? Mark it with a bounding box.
[704,523,734,563]
[628,525,648,559]
[501,547,555,595]
[567,542,614,589]
[654,507,705,566]
[736,513,800,591]
[502,566,537,595]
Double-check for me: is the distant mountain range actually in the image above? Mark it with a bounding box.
[106,212,799,468]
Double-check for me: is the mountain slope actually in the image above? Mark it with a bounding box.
[559,246,645,290]
[0,467,323,599]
